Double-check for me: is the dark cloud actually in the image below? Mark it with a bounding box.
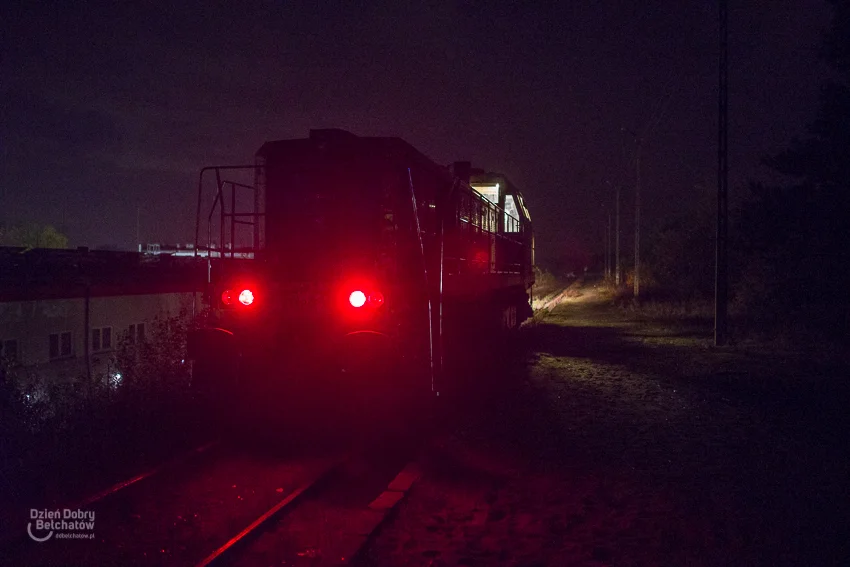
[0,89,124,164]
[0,0,834,265]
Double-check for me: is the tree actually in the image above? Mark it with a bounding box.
[644,194,715,299]
[736,1,850,337]
[766,0,849,191]
[0,224,69,249]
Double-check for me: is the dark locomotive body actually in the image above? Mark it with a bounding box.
[188,129,533,402]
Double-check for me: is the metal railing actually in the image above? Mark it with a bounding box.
[195,165,265,284]
[448,187,529,275]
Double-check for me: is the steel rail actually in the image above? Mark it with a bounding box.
[0,439,220,547]
[194,455,351,567]
[75,440,220,508]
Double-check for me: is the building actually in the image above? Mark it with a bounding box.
[0,247,206,385]
[139,242,254,259]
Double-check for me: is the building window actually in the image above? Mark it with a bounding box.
[49,331,73,359]
[128,323,145,345]
[91,327,113,352]
[0,339,18,362]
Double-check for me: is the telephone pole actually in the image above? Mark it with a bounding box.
[605,210,612,283]
[634,141,642,297]
[615,185,621,285]
[621,128,643,297]
[715,0,729,345]
[622,84,674,297]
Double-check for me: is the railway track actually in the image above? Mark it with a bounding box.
[0,439,222,547]
[1,429,424,566]
[199,448,421,567]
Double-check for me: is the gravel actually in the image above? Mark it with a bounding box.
[356,292,850,566]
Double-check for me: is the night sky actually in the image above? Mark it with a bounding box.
[0,1,831,268]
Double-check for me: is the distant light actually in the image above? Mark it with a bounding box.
[238,289,254,306]
[349,290,366,308]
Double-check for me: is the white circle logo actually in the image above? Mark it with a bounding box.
[27,522,53,542]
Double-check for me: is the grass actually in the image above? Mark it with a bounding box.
[597,282,849,368]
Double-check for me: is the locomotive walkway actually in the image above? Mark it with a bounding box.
[354,284,850,566]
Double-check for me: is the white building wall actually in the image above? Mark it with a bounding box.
[0,292,201,382]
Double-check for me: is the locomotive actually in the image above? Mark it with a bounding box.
[187,129,533,406]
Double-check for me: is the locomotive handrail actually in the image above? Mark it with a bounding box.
[194,165,262,259]
[203,183,261,255]
[454,184,527,238]
[445,181,529,275]
[408,168,437,394]
[228,180,255,260]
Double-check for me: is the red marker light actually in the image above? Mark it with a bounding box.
[221,290,234,306]
[349,290,367,308]
[238,289,255,306]
[368,291,384,307]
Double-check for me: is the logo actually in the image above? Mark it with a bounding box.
[28,509,95,542]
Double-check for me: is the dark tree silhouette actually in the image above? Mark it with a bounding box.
[737,0,850,338]
[0,224,69,249]
[643,194,715,300]
[767,0,849,191]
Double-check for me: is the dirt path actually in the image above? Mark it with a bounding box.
[356,287,850,566]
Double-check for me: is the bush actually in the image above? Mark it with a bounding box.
[0,309,194,468]
[114,310,192,395]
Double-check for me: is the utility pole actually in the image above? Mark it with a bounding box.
[622,85,674,297]
[715,0,729,345]
[601,200,609,280]
[615,185,621,285]
[634,141,642,297]
[605,210,612,283]
[602,216,607,279]
[621,128,643,297]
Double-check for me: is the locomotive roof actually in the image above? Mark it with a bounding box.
[257,130,530,221]
[256,129,446,175]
